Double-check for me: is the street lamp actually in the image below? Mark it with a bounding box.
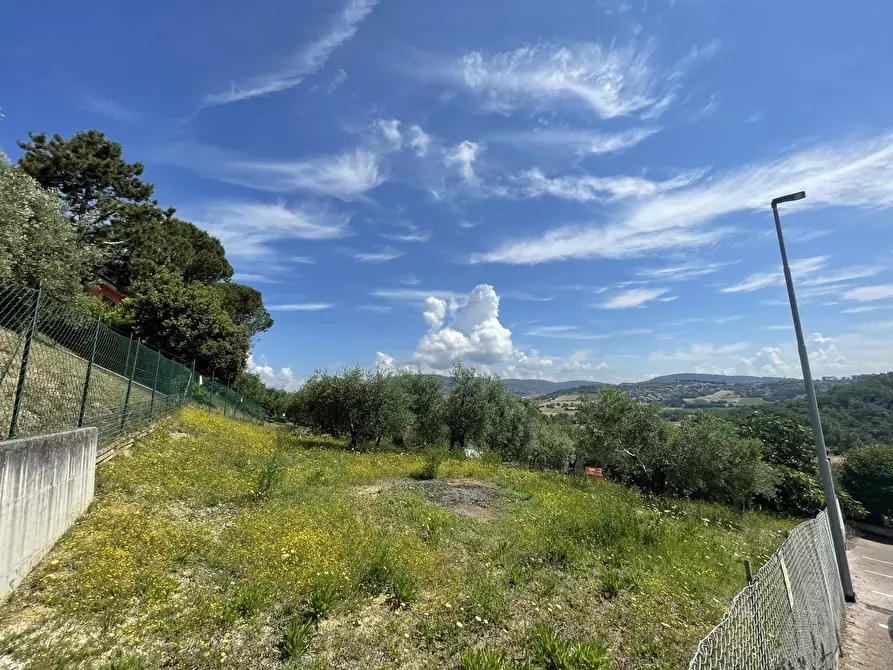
[771,191,856,602]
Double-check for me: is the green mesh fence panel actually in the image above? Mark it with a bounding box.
[0,279,265,456]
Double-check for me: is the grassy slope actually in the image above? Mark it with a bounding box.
[0,408,792,669]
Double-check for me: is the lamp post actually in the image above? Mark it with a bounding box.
[771,190,855,602]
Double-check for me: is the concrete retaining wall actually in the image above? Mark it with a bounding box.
[0,427,97,598]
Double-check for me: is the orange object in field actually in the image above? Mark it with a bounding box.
[585,467,604,481]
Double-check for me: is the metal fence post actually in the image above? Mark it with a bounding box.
[185,360,195,402]
[223,385,228,418]
[208,370,215,412]
[165,360,174,412]
[9,286,42,438]
[121,338,140,430]
[744,559,770,670]
[150,350,160,417]
[811,516,843,656]
[77,317,102,427]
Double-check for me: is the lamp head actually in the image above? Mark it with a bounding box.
[771,191,806,207]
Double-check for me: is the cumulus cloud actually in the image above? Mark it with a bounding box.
[202,0,378,106]
[423,297,447,329]
[375,285,608,381]
[246,354,303,391]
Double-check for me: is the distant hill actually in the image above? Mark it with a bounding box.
[644,373,786,384]
[763,373,893,450]
[434,375,598,398]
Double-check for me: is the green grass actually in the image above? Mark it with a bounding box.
[0,408,793,669]
[735,397,768,406]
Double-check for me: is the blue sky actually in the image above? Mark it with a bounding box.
[4,0,893,387]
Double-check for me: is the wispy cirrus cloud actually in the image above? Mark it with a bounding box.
[354,247,405,263]
[238,148,386,200]
[155,142,385,200]
[842,284,893,302]
[638,261,733,281]
[189,201,351,260]
[721,257,827,293]
[526,325,607,340]
[202,0,378,107]
[370,288,457,302]
[489,127,659,156]
[651,342,749,362]
[457,39,710,119]
[597,287,670,309]
[521,167,702,202]
[268,303,337,311]
[79,94,143,122]
[473,132,893,265]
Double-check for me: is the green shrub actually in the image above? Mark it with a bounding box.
[569,642,609,670]
[279,616,313,660]
[253,443,288,501]
[838,445,893,525]
[221,581,268,622]
[459,646,506,670]
[417,445,448,480]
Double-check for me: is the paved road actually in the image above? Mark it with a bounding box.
[841,534,893,669]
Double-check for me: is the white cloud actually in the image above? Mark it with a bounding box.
[354,247,405,263]
[247,354,303,391]
[690,93,720,122]
[638,261,731,281]
[840,305,892,314]
[598,287,669,309]
[445,141,480,183]
[191,201,351,260]
[489,127,659,156]
[400,274,421,285]
[501,291,555,302]
[411,285,513,369]
[408,125,431,157]
[80,94,143,122]
[267,303,337,311]
[327,68,349,93]
[372,118,402,146]
[651,342,749,362]
[721,256,827,293]
[842,284,893,302]
[526,325,608,340]
[370,288,457,302]
[238,148,386,200]
[459,40,684,119]
[380,222,431,242]
[801,266,885,286]
[203,0,378,106]
[521,167,701,202]
[231,273,284,284]
[423,297,447,329]
[473,132,893,264]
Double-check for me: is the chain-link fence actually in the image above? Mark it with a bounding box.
[688,508,845,670]
[0,279,265,459]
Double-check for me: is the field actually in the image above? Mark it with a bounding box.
[537,394,581,417]
[0,408,793,669]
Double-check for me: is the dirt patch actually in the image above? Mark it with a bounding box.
[356,478,503,520]
[169,430,192,440]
